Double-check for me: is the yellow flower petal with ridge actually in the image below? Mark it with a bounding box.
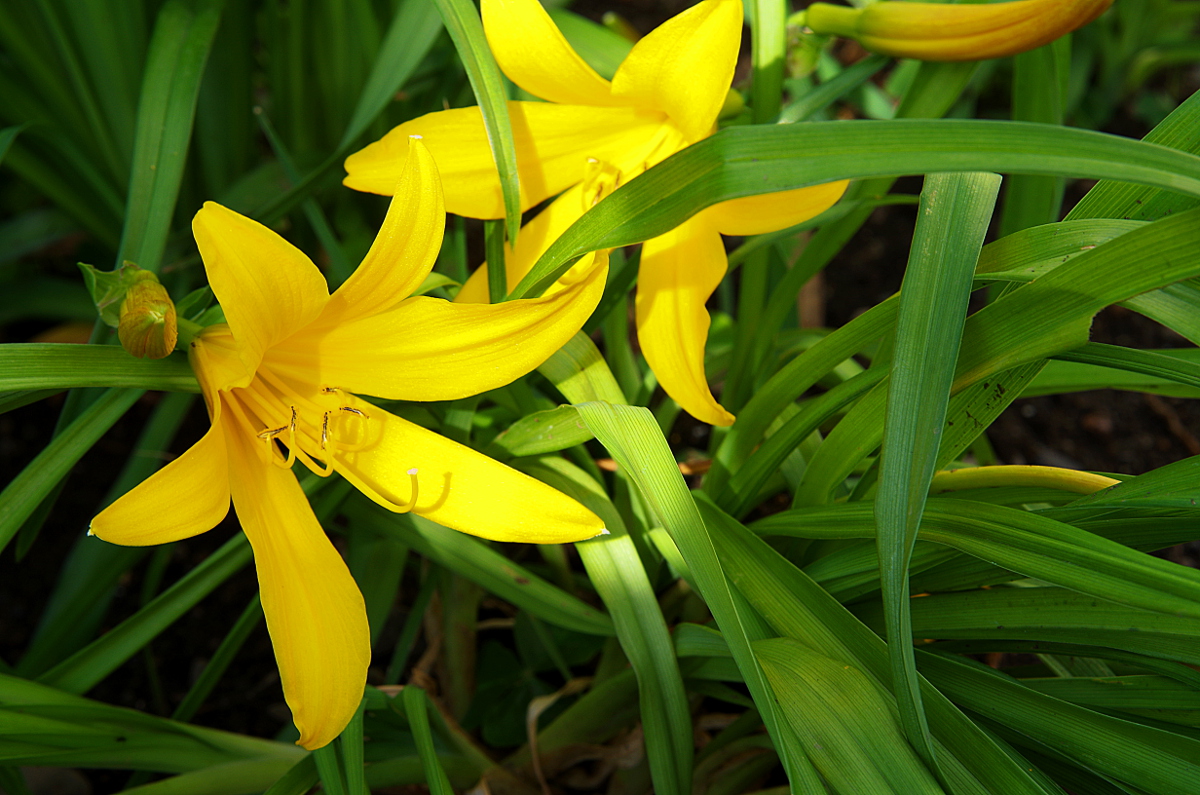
[224,425,369,751]
[272,251,608,402]
[611,0,743,142]
[343,103,664,218]
[636,218,736,427]
[90,418,231,546]
[192,203,329,381]
[697,181,850,237]
[482,0,618,107]
[324,139,444,322]
[333,397,606,543]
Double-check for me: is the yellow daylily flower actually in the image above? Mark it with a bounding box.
[89,140,607,750]
[806,0,1114,62]
[344,0,848,427]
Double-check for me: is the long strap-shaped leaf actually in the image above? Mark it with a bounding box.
[876,172,1001,777]
[0,388,143,555]
[576,402,827,792]
[0,344,198,392]
[432,0,521,245]
[511,119,1200,298]
[118,0,222,273]
[696,498,1057,795]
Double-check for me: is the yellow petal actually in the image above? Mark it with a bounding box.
[343,103,664,219]
[90,417,230,546]
[224,426,369,751]
[696,181,850,237]
[482,0,618,107]
[610,0,743,142]
[190,324,257,398]
[192,203,329,377]
[323,139,444,326]
[275,252,608,402]
[455,183,587,304]
[334,398,605,543]
[636,218,735,426]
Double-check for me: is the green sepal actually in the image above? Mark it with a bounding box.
[76,260,157,327]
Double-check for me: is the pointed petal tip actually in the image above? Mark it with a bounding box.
[596,527,611,536]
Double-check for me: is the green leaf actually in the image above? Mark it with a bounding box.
[697,497,1058,795]
[38,535,253,694]
[489,405,593,457]
[999,41,1067,236]
[402,687,454,795]
[118,0,222,273]
[575,402,827,791]
[918,651,1200,795]
[0,344,198,392]
[754,499,1200,620]
[524,455,693,795]
[339,0,443,149]
[856,587,1200,667]
[433,0,521,245]
[0,387,142,555]
[0,125,23,168]
[755,638,945,795]
[511,120,1200,299]
[750,0,786,123]
[342,498,614,637]
[875,172,1001,774]
[1068,86,1200,222]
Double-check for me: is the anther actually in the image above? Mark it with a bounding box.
[258,425,287,440]
[321,411,331,449]
[339,406,367,418]
[321,386,340,395]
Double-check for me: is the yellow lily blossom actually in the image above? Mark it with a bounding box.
[806,0,1113,62]
[344,0,848,427]
[89,141,607,750]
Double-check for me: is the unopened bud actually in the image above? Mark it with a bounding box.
[806,0,1113,62]
[118,277,178,359]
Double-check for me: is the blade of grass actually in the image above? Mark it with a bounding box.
[433,0,520,245]
[118,0,222,273]
[38,534,252,694]
[511,119,1200,299]
[0,387,143,554]
[0,345,198,392]
[876,172,1001,776]
[402,686,455,795]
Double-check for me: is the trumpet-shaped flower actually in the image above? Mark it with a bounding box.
[806,0,1113,62]
[344,0,848,426]
[90,141,607,750]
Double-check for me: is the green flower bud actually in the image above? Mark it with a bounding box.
[118,277,178,359]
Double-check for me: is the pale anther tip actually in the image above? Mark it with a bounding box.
[407,467,419,475]
[409,134,423,140]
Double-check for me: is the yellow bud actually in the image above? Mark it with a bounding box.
[807,0,1113,62]
[118,279,178,359]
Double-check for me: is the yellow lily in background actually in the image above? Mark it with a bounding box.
[90,140,607,750]
[806,0,1114,62]
[344,0,848,427]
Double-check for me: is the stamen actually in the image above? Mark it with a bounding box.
[322,386,340,394]
[298,450,336,477]
[257,425,287,440]
[275,406,298,469]
[321,411,331,449]
[340,406,367,418]
[399,468,419,512]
